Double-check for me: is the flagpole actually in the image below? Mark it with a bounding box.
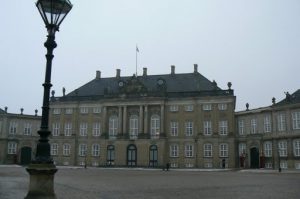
[136,45,138,76]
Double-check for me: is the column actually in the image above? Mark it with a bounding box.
[144,105,148,134]
[160,104,165,134]
[139,105,144,134]
[118,106,122,135]
[123,106,127,135]
[103,106,107,133]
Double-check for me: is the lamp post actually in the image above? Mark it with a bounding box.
[25,1,72,198]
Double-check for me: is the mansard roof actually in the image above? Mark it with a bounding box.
[60,71,233,101]
[275,89,300,106]
[0,108,5,114]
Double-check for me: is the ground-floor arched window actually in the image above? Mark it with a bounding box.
[149,145,158,167]
[107,145,115,166]
[127,144,137,167]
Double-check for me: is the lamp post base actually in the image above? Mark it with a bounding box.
[25,163,57,199]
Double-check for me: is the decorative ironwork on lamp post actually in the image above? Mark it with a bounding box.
[25,1,72,198]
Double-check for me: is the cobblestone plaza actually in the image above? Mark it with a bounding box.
[0,166,300,199]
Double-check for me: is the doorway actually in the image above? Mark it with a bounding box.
[250,147,259,168]
[127,144,137,167]
[20,147,32,165]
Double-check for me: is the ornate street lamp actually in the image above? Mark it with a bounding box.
[25,1,72,198]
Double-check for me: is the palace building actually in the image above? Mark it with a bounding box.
[48,65,237,168]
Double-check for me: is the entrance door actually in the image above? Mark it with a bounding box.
[149,145,158,167]
[250,147,259,168]
[127,144,137,167]
[20,147,32,165]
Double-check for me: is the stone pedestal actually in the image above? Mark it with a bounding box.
[25,163,57,199]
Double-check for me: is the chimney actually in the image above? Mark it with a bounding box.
[20,108,24,115]
[35,109,38,116]
[96,70,101,79]
[171,65,175,75]
[246,103,249,111]
[143,67,147,76]
[194,64,198,73]
[272,97,276,105]
[116,69,121,78]
[4,106,8,113]
[62,87,66,96]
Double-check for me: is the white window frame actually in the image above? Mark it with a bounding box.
[277,113,286,131]
[238,143,246,156]
[238,120,244,135]
[63,144,71,156]
[7,142,17,154]
[51,143,59,156]
[170,121,178,136]
[219,143,228,157]
[53,108,61,115]
[185,105,194,112]
[264,141,272,157]
[250,119,257,134]
[92,122,101,137]
[129,115,139,139]
[169,105,178,112]
[65,108,73,114]
[92,144,100,157]
[278,140,287,157]
[294,140,300,157]
[79,144,87,156]
[24,123,32,136]
[185,144,194,157]
[109,116,118,139]
[203,143,213,157]
[9,121,17,135]
[203,104,212,111]
[64,122,72,136]
[203,121,212,136]
[150,115,160,139]
[218,103,227,110]
[185,121,193,136]
[292,112,300,130]
[264,115,272,133]
[93,107,101,114]
[80,122,88,136]
[219,120,228,135]
[80,107,89,114]
[52,123,60,136]
[170,144,179,157]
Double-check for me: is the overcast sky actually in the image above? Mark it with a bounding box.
[1,0,299,115]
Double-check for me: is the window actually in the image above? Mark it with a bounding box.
[185,121,193,136]
[63,144,71,156]
[169,105,178,112]
[52,123,60,136]
[185,105,194,112]
[219,143,228,157]
[9,122,17,135]
[265,162,272,169]
[185,144,194,157]
[292,112,300,130]
[239,143,246,156]
[278,140,287,157]
[24,123,31,136]
[93,107,101,113]
[219,120,228,135]
[203,121,212,135]
[170,144,179,157]
[51,143,58,156]
[92,122,101,137]
[277,113,286,131]
[64,122,72,136]
[80,107,89,114]
[264,141,272,157]
[92,144,100,157]
[150,115,160,139]
[79,144,87,156]
[109,116,118,139]
[80,123,88,136]
[7,142,17,154]
[107,145,115,165]
[203,143,213,157]
[264,115,271,133]
[53,108,61,115]
[280,161,288,169]
[238,120,244,135]
[129,115,139,139]
[203,104,212,111]
[250,119,257,134]
[65,108,73,114]
[170,121,178,136]
[294,140,300,157]
[218,103,227,110]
